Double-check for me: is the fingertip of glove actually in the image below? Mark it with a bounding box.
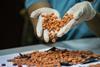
[43,29,49,43]
[36,15,43,37]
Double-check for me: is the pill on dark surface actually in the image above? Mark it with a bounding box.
[60,62,72,66]
[1,63,6,66]
[13,63,17,66]
[7,59,12,62]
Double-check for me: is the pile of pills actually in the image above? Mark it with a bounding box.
[9,47,100,67]
[42,13,73,42]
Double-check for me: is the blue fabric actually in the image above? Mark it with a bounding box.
[25,0,100,40]
[25,0,47,9]
[25,0,40,9]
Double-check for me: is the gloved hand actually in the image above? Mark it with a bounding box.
[57,1,96,37]
[30,7,60,42]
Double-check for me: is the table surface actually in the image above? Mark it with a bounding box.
[0,38,100,56]
[0,38,100,67]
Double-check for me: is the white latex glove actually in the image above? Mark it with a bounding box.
[30,7,60,42]
[57,1,96,37]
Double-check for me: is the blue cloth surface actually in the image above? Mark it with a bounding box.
[25,0,100,40]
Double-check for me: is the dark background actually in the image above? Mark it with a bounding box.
[0,0,24,49]
[0,0,46,50]
[1,0,37,50]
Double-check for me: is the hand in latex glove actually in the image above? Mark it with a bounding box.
[30,7,60,42]
[57,1,96,37]
[67,1,96,22]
